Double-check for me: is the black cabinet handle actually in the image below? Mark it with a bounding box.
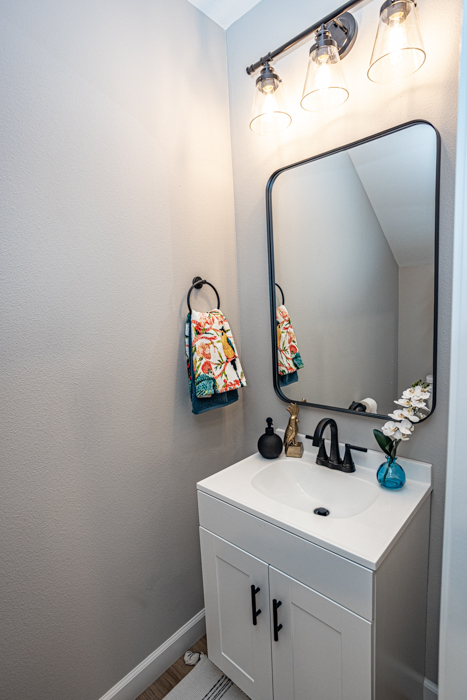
[251,585,261,626]
[273,599,283,641]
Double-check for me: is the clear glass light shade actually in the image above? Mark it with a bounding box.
[368,0,426,83]
[250,77,292,136]
[301,44,349,112]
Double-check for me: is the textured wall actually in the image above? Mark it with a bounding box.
[226,0,462,683]
[0,2,243,699]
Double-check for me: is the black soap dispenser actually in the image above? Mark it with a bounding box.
[258,418,283,459]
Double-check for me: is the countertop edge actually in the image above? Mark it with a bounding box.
[197,481,432,570]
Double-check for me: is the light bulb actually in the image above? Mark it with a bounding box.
[261,75,276,94]
[301,29,349,112]
[315,59,332,91]
[368,0,426,83]
[250,63,292,136]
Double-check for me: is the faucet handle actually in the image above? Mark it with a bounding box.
[305,435,330,466]
[317,438,329,463]
[342,444,368,473]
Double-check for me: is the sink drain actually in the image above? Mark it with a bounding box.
[314,507,330,516]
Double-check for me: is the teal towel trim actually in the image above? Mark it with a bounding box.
[279,371,298,386]
[293,352,304,370]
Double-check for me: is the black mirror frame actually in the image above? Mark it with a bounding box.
[266,120,441,422]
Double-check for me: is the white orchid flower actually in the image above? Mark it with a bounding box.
[382,421,397,436]
[395,419,414,441]
[395,398,411,407]
[382,421,404,440]
[388,409,406,421]
[399,418,415,434]
[402,386,429,400]
[377,385,427,455]
[411,398,427,408]
[414,391,430,400]
[390,406,420,422]
[401,407,420,423]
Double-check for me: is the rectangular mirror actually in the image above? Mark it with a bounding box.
[267,121,440,420]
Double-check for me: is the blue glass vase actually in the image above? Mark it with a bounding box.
[377,456,406,490]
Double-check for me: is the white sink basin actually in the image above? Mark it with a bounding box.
[251,459,380,518]
[197,431,432,569]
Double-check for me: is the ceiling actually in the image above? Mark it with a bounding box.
[187,0,261,29]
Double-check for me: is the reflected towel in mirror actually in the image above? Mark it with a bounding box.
[277,305,304,386]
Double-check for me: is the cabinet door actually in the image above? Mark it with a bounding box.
[199,527,273,700]
[270,566,372,700]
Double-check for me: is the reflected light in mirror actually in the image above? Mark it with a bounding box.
[368,0,426,83]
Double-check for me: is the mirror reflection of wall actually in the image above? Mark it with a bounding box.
[271,123,437,417]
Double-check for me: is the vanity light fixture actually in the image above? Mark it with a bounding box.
[249,62,292,135]
[246,0,426,132]
[368,0,426,83]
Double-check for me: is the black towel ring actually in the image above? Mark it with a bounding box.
[275,283,285,306]
[187,277,221,313]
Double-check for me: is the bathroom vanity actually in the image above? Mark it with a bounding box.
[197,434,432,700]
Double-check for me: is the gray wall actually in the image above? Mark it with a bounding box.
[226,0,461,684]
[398,264,435,396]
[273,151,399,413]
[0,2,243,699]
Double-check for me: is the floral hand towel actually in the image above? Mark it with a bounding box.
[186,310,247,398]
[276,305,304,376]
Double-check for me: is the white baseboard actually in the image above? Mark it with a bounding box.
[99,609,206,700]
[98,615,436,700]
[424,678,439,699]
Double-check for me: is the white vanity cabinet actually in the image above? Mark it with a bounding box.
[198,485,431,700]
[201,526,372,700]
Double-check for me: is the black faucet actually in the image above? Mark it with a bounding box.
[305,418,368,474]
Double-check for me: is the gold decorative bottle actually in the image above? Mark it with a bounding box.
[284,403,304,458]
